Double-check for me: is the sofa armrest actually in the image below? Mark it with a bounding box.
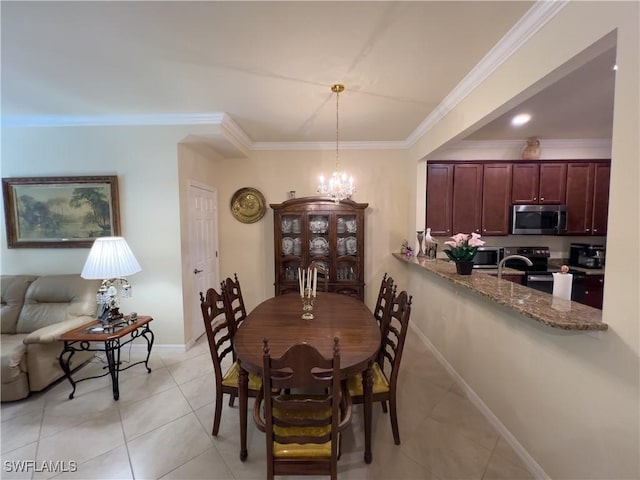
[22,316,95,344]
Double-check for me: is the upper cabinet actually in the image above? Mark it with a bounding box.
[426,162,511,236]
[512,163,566,204]
[591,163,610,235]
[482,164,512,236]
[452,164,483,235]
[270,197,368,300]
[425,164,453,236]
[566,162,610,235]
[426,160,610,237]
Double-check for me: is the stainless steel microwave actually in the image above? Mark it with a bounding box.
[472,247,503,269]
[511,204,567,235]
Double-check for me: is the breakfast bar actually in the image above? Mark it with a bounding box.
[394,253,607,331]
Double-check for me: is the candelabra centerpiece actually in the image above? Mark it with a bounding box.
[298,266,317,320]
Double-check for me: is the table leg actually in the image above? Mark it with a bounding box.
[140,325,154,373]
[59,342,77,400]
[104,340,120,401]
[363,361,374,464]
[238,362,249,461]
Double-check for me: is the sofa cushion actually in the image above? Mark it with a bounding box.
[1,333,28,382]
[1,276,37,334]
[16,275,99,334]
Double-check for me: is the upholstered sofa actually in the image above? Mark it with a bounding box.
[1,274,101,402]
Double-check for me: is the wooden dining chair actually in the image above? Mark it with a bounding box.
[253,338,352,480]
[346,290,412,445]
[373,273,396,331]
[308,261,330,293]
[221,273,248,336]
[199,287,262,436]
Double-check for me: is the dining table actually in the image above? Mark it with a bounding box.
[234,292,381,464]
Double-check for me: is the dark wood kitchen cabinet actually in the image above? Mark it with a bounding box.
[566,162,610,235]
[427,162,484,236]
[452,163,483,234]
[426,159,610,238]
[512,162,566,204]
[426,164,453,236]
[591,163,610,235]
[583,274,604,309]
[482,163,512,235]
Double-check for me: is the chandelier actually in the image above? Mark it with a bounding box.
[317,84,355,203]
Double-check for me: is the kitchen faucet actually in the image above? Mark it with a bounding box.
[497,255,533,281]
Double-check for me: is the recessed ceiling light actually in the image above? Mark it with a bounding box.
[511,113,531,126]
[613,64,618,71]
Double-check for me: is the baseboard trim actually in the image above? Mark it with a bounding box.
[128,343,188,354]
[409,323,550,480]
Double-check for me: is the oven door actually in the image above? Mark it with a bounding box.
[525,272,586,302]
[525,274,554,295]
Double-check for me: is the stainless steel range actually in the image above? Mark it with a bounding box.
[503,246,585,301]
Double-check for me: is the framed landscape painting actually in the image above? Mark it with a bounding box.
[2,176,121,248]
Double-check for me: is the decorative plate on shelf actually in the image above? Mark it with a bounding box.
[345,236,357,255]
[282,237,294,255]
[309,216,329,234]
[230,187,267,223]
[309,237,329,256]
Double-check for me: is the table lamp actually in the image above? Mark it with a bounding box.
[81,237,141,324]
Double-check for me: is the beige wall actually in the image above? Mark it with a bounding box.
[0,124,213,347]
[177,148,412,322]
[406,2,639,478]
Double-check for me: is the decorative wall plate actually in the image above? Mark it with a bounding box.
[230,187,267,223]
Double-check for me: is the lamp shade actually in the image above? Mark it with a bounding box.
[81,237,142,279]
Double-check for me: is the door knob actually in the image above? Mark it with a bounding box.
[193,268,203,274]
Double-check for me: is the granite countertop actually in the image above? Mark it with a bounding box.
[394,253,607,331]
[547,259,606,275]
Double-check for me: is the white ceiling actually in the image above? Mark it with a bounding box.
[1,1,615,146]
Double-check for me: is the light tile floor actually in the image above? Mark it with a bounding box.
[1,333,535,480]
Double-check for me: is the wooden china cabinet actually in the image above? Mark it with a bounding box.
[270,197,368,300]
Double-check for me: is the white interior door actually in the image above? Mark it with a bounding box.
[188,182,219,342]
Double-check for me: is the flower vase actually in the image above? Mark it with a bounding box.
[455,261,474,275]
[416,231,425,257]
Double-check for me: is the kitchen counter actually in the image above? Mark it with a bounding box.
[394,253,607,331]
[548,259,606,275]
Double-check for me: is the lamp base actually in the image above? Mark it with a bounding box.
[99,305,124,325]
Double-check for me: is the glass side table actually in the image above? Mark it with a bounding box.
[58,315,154,400]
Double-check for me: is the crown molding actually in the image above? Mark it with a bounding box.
[405,0,568,147]
[430,138,611,161]
[219,113,252,153]
[2,113,226,128]
[250,140,408,151]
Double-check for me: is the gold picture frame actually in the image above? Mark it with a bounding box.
[2,175,121,248]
